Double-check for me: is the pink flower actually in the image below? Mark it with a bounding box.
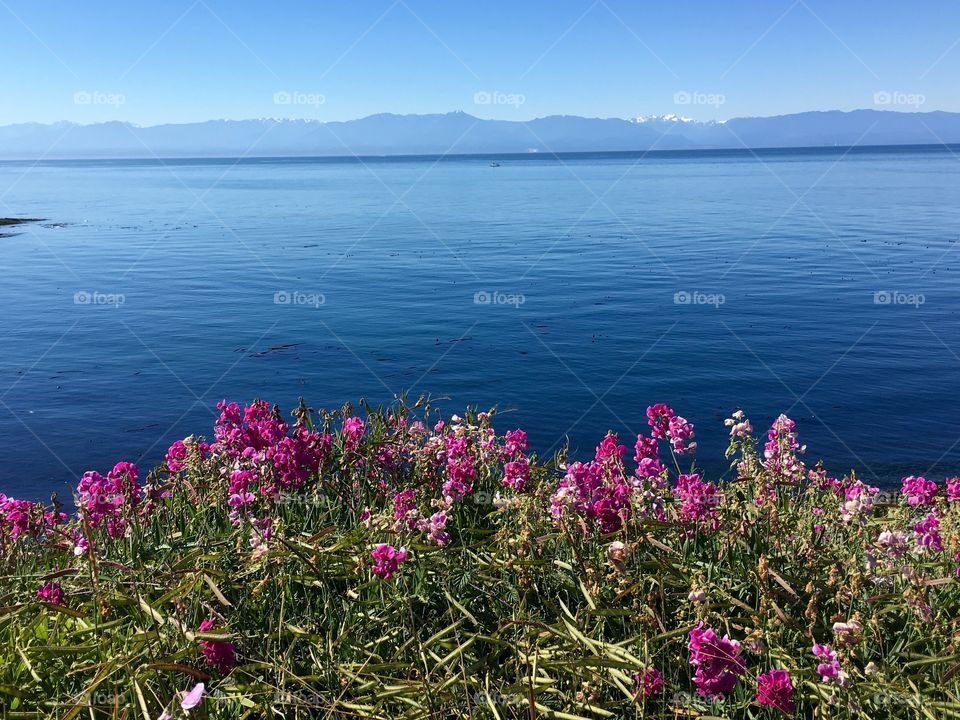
[667,415,696,454]
[181,682,206,710]
[342,416,366,452]
[946,477,960,502]
[228,470,257,516]
[877,529,908,559]
[213,400,288,457]
[901,476,937,507]
[832,620,862,646]
[840,480,879,524]
[550,459,631,533]
[76,462,142,539]
[371,543,408,580]
[687,624,745,697]
[442,436,477,503]
[633,667,663,700]
[763,414,805,484]
[36,582,65,606]
[646,403,675,439]
[914,513,943,551]
[504,429,528,458]
[674,474,720,530]
[812,643,846,686]
[756,669,795,714]
[426,512,450,546]
[198,618,236,674]
[634,433,658,463]
[166,440,189,472]
[595,432,626,463]
[0,495,64,543]
[503,458,530,492]
[393,489,420,531]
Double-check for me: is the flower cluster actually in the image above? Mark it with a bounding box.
[812,643,847,686]
[914,512,943,551]
[687,623,746,697]
[756,669,795,714]
[501,429,530,492]
[647,403,696,454]
[901,475,938,507]
[198,618,236,674]
[76,461,142,539]
[371,543,408,580]
[762,414,806,483]
[10,397,960,717]
[0,494,63,547]
[674,473,720,530]
[36,581,65,606]
[551,447,632,534]
[633,667,664,700]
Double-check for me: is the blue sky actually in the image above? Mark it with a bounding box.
[1,0,957,125]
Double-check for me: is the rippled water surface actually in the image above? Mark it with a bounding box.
[2,146,959,499]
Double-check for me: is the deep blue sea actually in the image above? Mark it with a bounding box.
[2,145,959,501]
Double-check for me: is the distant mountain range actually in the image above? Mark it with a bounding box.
[1,110,959,159]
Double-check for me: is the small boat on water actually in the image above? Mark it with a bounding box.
[489,161,500,167]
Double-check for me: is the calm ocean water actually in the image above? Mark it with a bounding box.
[1,146,959,500]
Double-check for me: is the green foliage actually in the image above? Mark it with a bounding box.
[1,401,959,719]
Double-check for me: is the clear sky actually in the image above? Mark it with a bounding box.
[1,0,957,125]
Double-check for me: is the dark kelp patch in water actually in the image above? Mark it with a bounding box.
[0,217,45,237]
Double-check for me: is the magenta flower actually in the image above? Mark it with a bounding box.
[551,460,631,533]
[503,458,530,492]
[687,624,745,698]
[426,512,450,546]
[633,667,664,700]
[812,643,847,686]
[674,474,720,530]
[595,432,626,464]
[198,618,236,674]
[756,669,795,714]
[393,489,420,530]
[0,495,64,543]
[342,416,367,452]
[76,462,142,539]
[762,414,804,484]
[646,403,675,439]
[36,582,65,606]
[371,543,408,580]
[914,512,943,551]
[901,476,938,506]
[503,429,528,458]
[166,440,189,473]
[667,414,696,454]
[436,434,478,503]
[946,477,960,502]
[634,433,658,463]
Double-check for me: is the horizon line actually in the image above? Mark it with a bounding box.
[2,141,958,165]
[2,107,956,130]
